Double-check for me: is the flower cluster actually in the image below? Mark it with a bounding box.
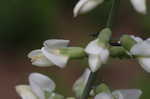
[28,28,111,72]
[15,0,149,99]
[16,71,142,99]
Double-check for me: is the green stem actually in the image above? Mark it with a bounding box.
[81,0,120,99]
[81,72,96,99]
[106,0,120,28]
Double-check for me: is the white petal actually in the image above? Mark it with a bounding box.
[81,68,91,84]
[29,73,56,99]
[44,39,70,49]
[112,89,142,99]
[28,49,53,67]
[73,68,91,97]
[85,39,104,55]
[94,92,113,99]
[73,0,104,17]
[89,55,102,72]
[130,35,143,43]
[15,85,38,99]
[146,38,150,41]
[130,0,147,14]
[130,41,150,57]
[41,47,69,68]
[73,68,91,87]
[100,49,109,64]
[138,57,150,73]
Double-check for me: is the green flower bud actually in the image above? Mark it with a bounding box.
[109,46,131,59]
[97,28,112,45]
[94,83,111,94]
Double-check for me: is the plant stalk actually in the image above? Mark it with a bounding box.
[81,0,120,99]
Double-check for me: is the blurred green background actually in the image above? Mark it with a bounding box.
[0,0,150,98]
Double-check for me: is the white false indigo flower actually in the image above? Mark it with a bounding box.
[85,39,109,72]
[15,73,64,99]
[130,0,147,14]
[28,39,70,68]
[28,49,53,67]
[94,92,113,99]
[73,68,91,98]
[16,85,38,99]
[95,89,142,99]
[130,38,150,73]
[73,0,104,17]
[73,0,147,17]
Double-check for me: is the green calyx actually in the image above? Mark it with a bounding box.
[60,47,86,59]
[120,35,137,51]
[97,28,112,45]
[73,80,85,98]
[94,83,111,94]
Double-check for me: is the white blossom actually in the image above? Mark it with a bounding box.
[73,0,104,17]
[73,0,147,17]
[73,68,91,97]
[28,49,53,67]
[138,57,150,73]
[16,85,38,99]
[85,39,109,72]
[130,35,143,43]
[95,89,142,99]
[130,37,150,72]
[15,73,56,99]
[130,0,147,14]
[94,92,113,99]
[130,40,150,57]
[28,39,70,68]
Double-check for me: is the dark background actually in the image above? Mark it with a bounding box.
[0,0,150,98]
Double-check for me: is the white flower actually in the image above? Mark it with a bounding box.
[15,73,56,99]
[112,89,142,99]
[130,40,150,57]
[16,85,38,99]
[28,39,70,68]
[130,0,147,14]
[130,35,143,43]
[130,38,150,72]
[73,0,147,17]
[94,92,113,99]
[138,57,150,73]
[95,89,142,99]
[73,0,104,17]
[85,39,109,72]
[28,49,53,67]
[73,68,91,97]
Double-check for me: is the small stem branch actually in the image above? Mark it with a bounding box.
[81,0,120,99]
[81,72,96,99]
[106,0,120,28]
